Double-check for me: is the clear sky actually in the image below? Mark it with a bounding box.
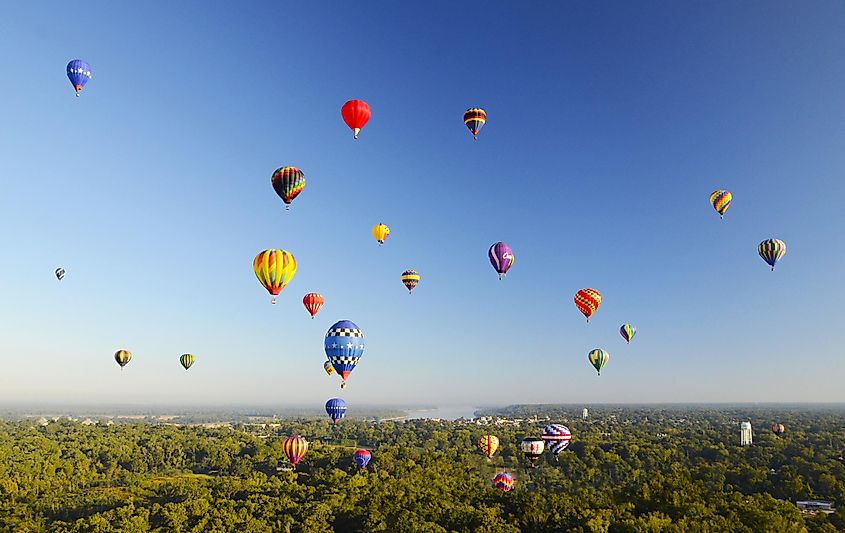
[1,1,843,407]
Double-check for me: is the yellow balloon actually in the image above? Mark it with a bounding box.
[478,435,499,458]
[372,223,390,245]
[253,249,297,304]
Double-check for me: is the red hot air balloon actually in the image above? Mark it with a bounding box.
[303,293,325,319]
[341,100,371,139]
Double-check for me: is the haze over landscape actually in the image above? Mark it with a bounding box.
[1,2,844,409]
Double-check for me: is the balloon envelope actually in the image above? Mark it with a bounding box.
[542,424,572,456]
[758,239,787,271]
[271,166,306,209]
[372,224,390,245]
[114,350,131,368]
[325,320,364,386]
[303,293,325,318]
[488,242,515,279]
[709,190,732,218]
[620,324,636,343]
[492,472,515,492]
[253,249,297,303]
[354,449,372,469]
[401,269,420,293]
[179,353,195,370]
[55,268,65,281]
[575,289,602,322]
[325,398,348,423]
[341,100,371,139]
[66,59,92,96]
[463,108,487,139]
[478,435,499,458]
[588,349,609,375]
[282,435,308,469]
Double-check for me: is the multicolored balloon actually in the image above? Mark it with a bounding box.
[325,398,347,424]
[353,449,372,469]
[772,423,785,437]
[588,349,609,375]
[541,424,572,458]
[620,324,636,344]
[401,270,420,294]
[758,239,787,271]
[271,166,306,210]
[520,437,545,465]
[66,59,92,97]
[488,242,515,280]
[55,267,65,281]
[323,360,335,376]
[114,350,131,369]
[303,293,325,319]
[253,249,297,304]
[478,435,500,458]
[492,472,515,492]
[574,288,602,322]
[282,435,308,469]
[709,190,732,218]
[463,108,487,140]
[179,353,195,370]
[325,320,364,389]
[372,223,390,245]
[341,99,371,139]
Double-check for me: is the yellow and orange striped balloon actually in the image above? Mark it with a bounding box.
[283,435,308,469]
[478,434,499,458]
[253,249,297,304]
[574,288,602,322]
[709,190,732,218]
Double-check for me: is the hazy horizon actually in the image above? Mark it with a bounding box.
[1,1,844,405]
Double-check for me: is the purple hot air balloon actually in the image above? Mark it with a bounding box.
[488,242,515,280]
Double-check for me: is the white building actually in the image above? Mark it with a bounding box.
[740,421,753,446]
[582,408,589,420]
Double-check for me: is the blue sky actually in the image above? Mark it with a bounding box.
[0,1,843,407]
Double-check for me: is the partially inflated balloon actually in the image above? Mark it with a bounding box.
[372,223,390,245]
[66,60,92,96]
[353,449,372,469]
[114,350,131,369]
[179,353,195,370]
[588,349,609,375]
[253,249,297,304]
[709,190,732,218]
[325,398,347,424]
[488,242,515,280]
[401,269,420,294]
[492,472,515,492]
[542,424,572,458]
[463,108,487,140]
[325,320,364,388]
[478,435,499,458]
[271,166,306,210]
[303,293,325,319]
[283,435,308,469]
[758,239,787,271]
[620,324,636,344]
[575,289,602,322]
[341,100,371,139]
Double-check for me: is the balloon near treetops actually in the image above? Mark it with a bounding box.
[372,223,390,245]
[325,398,347,424]
[271,166,306,210]
[492,472,515,492]
[282,435,308,469]
[253,249,297,304]
[341,100,371,139]
[542,424,572,458]
[478,435,499,458]
[520,437,545,466]
[354,449,372,469]
[325,320,364,389]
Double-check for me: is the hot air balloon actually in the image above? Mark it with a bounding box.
[324,360,335,376]
[588,349,609,375]
[520,437,545,466]
[463,108,487,140]
[341,100,371,139]
[271,166,306,210]
[478,435,499,459]
[325,398,347,424]
[620,324,636,344]
[709,190,732,218]
[283,435,308,469]
[114,350,131,369]
[541,424,572,458]
[574,288,602,322]
[303,293,325,319]
[488,242,515,280]
[772,423,785,437]
[492,472,515,492]
[66,59,92,96]
[179,353,195,370]
[372,223,390,245]
[401,269,420,294]
[354,449,372,469]
[55,268,65,281]
[253,249,297,304]
[758,239,787,271]
[325,320,364,389]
